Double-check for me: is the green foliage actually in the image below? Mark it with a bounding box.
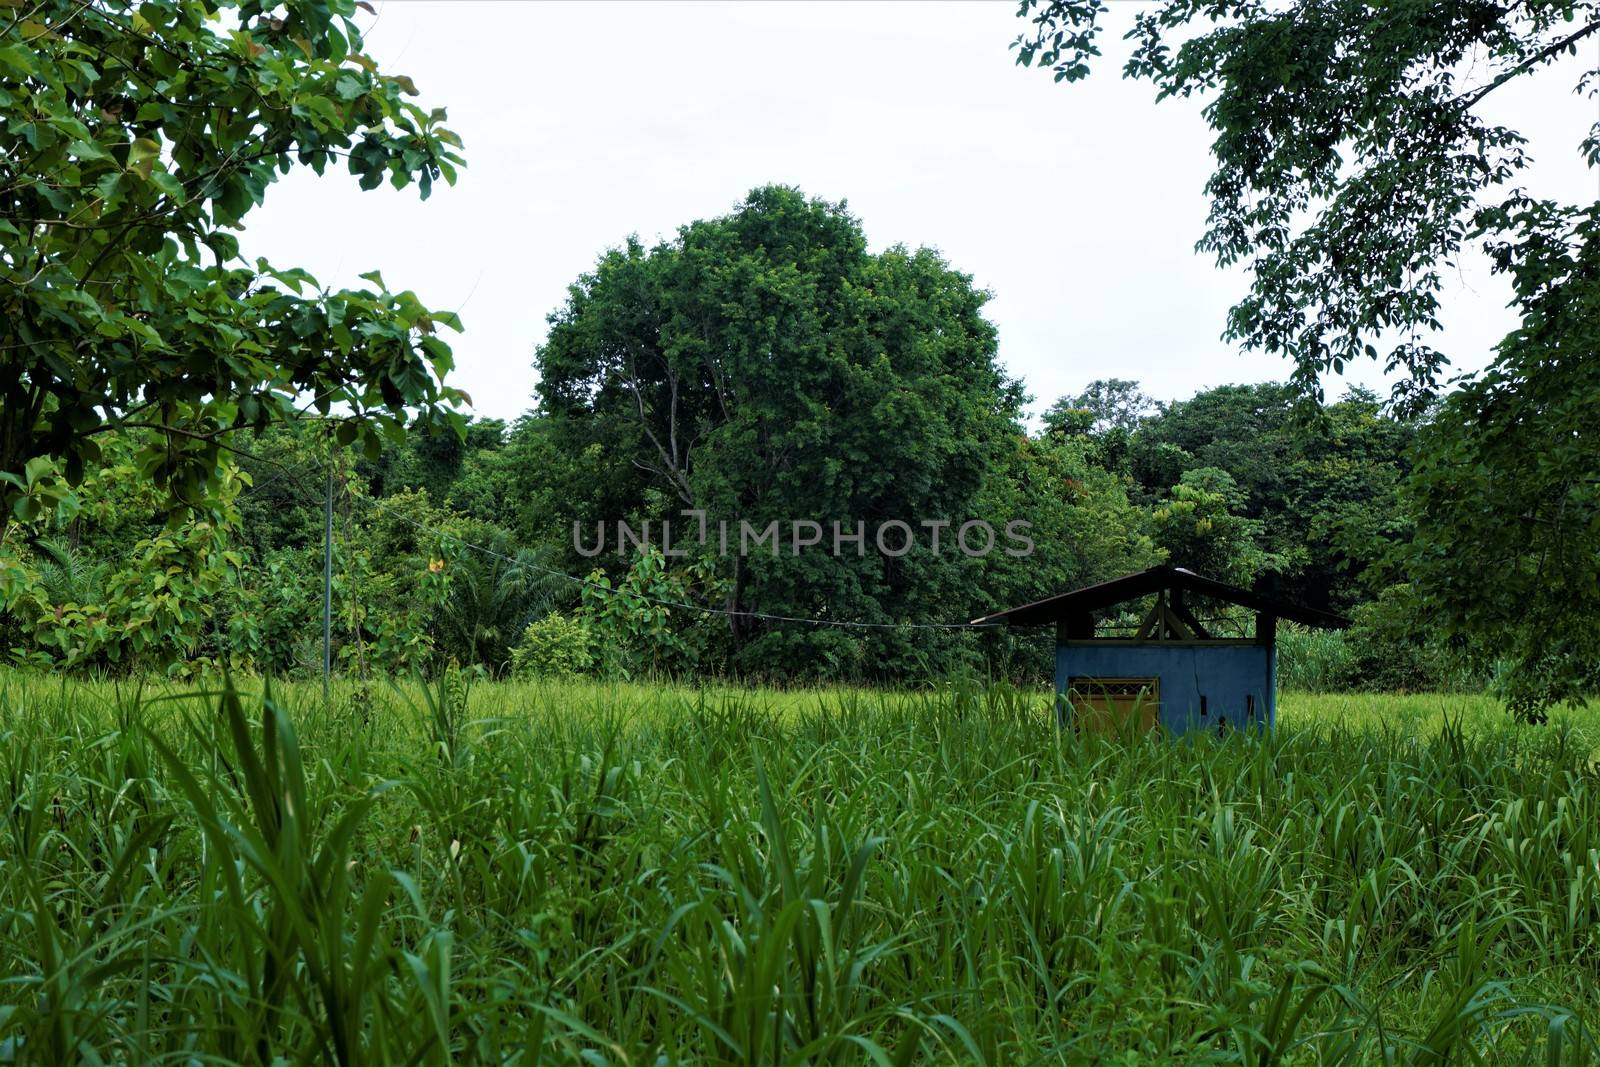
[1017,0,1594,409]
[537,186,1031,677]
[226,548,320,674]
[1121,383,1412,612]
[0,381,1447,691]
[432,540,568,675]
[0,373,1497,695]
[1405,206,1600,719]
[338,488,454,674]
[1344,585,1479,694]
[974,431,1159,678]
[1150,466,1268,585]
[362,419,509,512]
[2,675,1600,1060]
[579,548,724,679]
[1042,378,1157,472]
[1277,586,1485,694]
[1016,1,1598,711]
[0,459,76,526]
[0,0,467,528]
[234,425,340,558]
[1275,626,1359,693]
[0,436,244,673]
[1046,378,1158,437]
[510,612,595,678]
[29,537,108,608]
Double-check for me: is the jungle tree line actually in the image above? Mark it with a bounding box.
[1013,0,1600,713]
[0,191,1471,690]
[1,0,1594,713]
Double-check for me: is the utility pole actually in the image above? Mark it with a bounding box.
[322,460,333,701]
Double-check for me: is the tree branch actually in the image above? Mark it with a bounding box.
[1456,18,1600,113]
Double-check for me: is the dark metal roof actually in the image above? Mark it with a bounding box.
[970,565,1350,629]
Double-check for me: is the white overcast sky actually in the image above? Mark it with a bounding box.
[244,1,1600,425]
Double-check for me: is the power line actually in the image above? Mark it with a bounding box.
[241,455,1003,634]
[234,446,1242,639]
[344,488,1003,633]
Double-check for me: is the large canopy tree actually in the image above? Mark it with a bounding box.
[536,187,1150,677]
[1015,0,1600,712]
[537,187,1011,675]
[0,0,466,532]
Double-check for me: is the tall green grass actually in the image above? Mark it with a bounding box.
[1275,626,1488,695]
[1276,628,1360,693]
[1,673,1598,1063]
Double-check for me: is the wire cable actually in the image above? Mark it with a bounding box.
[356,492,1003,632]
[247,455,1004,633]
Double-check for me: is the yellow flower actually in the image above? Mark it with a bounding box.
[428,558,445,573]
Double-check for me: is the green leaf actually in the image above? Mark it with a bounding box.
[69,139,111,162]
[334,74,365,101]
[0,43,36,78]
[127,136,161,179]
[150,171,186,202]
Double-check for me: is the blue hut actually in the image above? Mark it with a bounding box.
[972,566,1348,736]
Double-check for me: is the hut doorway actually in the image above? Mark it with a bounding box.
[1066,677,1161,736]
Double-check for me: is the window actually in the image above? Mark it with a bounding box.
[1066,677,1160,736]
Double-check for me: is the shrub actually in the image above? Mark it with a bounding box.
[1345,584,1482,692]
[511,612,595,677]
[579,549,725,679]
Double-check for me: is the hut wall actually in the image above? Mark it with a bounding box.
[1054,642,1275,734]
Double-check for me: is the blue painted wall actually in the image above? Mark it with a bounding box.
[1054,642,1275,735]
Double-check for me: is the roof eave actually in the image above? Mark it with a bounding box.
[972,565,1351,630]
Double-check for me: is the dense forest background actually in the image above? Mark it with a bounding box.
[0,188,1561,693]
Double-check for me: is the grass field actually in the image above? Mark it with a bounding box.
[2,673,1599,1064]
